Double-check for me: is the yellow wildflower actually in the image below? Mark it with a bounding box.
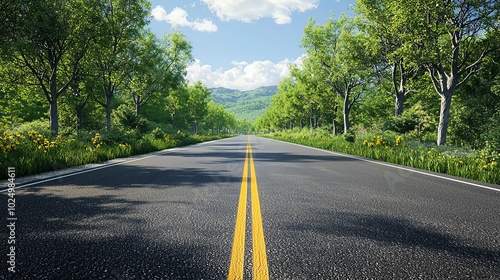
[395,136,403,146]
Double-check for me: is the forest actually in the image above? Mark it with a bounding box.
[256,0,499,184]
[0,0,239,178]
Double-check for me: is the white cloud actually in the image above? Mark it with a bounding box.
[201,0,318,24]
[151,6,218,33]
[186,56,305,91]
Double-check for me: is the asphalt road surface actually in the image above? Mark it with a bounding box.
[2,135,500,279]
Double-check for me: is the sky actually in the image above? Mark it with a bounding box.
[148,0,356,91]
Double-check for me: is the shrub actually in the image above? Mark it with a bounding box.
[383,115,417,133]
[113,104,148,133]
[100,127,140,144]
[342,132,355,142]
[0,129,234,179]
[136,117,149,134]
[150,127,165,140]
[12,119,51,136]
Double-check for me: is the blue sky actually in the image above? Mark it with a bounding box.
[148,0,356,90]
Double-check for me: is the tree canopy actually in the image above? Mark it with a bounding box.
[0,0,239,137]
[258,0,500,147]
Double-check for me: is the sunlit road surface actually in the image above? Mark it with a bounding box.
[2,135,500,279]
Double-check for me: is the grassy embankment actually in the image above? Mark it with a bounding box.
[0,128,232,179]
[262,129,499,185]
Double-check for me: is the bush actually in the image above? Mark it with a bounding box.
[342,132,356,142]
[113,104,148,133]
[383,115,418,133]
[150,127,165,140]
[136,117,149,134]
[0,128,234,179]
[100,127,140,144]
[12,119,51,137]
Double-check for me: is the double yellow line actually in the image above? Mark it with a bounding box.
[228,140,269,280]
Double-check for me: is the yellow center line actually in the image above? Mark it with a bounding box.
[228,142,249,280]
[228,139,269,280]
[249,141,269,280]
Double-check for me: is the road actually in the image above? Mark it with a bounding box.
[2,135,500,279]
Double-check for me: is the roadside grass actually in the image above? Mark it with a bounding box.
[0,129,232,179]
[262,128,499,185]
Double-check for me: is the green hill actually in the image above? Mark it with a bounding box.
[210,86,277,121]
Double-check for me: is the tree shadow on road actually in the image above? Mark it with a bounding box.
[288,210,500,265]
[4,190,228,279]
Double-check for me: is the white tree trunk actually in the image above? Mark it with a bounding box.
[437,93,452,146]
[343,95,350,133]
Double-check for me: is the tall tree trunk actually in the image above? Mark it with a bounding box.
[343,93,350,133]
[332,118,337,136]
[170,111,176,129]
[49,97,58,135]
[75,96,88,132]
[427,65,457,146]
[76,107,83,132]
[49,71,59,135]
[437,93,452,146]
[105,94,112,132]
[343,109,350,134]
[395,91,405,117]
[135,100,141,117]
[393,60,407,117]
[332,104,338,136]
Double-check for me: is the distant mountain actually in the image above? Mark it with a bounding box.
[210,86,277,121]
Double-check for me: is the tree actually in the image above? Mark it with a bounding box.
[449,49,500,148]
[0,62,47,129]
[165,86,189,129]
[205,101,236,134]
[127,31,165,117]
[356,0,422,117]
[0,0,22,54]
[127,30,192,117]
[10,0,100,134]
[92,0,150,131]
[392,0,499,145]
[290,66,319,129]
[273,76,302,129]
[303,16,377,133]
[187,82,210,134]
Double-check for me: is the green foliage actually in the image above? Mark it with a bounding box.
[100,127,140,144]
[342,132,356,143]
[258,0,500,147]
[12,119,51,136]
[150,127,166,140]
[113,104,149,133]
[0,127,233,179]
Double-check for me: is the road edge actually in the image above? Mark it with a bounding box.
[257,136,500,193]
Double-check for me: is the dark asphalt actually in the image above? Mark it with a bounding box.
[1,135,500,279]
